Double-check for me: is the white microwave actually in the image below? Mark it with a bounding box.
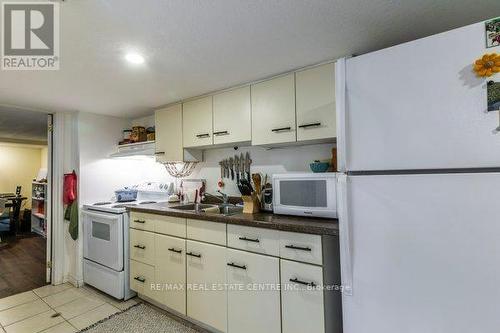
[272,173,337,219]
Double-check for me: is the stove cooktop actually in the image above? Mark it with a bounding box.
[85,200,162,214]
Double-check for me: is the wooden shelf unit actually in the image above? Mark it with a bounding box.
[31,182,47,237]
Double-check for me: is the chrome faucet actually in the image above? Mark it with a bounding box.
[217,190,229,204]
[205,190,229,205]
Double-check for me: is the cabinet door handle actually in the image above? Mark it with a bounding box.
[285,245,312,251]
[186,252,201,258]
[133,244,146,250]
[271,126,291,132]
[298,122,321,129]
[133,219,146,224]
[227,262,247,270]
[289,278,316,287]
[238,236,260,243]
[196,133,210,138]
[168,248,182,254]
[154,151,165,155]
[213,131,229,136]
[134,276,146,283]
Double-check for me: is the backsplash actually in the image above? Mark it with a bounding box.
[186,143,335,196]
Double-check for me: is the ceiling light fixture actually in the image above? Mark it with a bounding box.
[125,52,145,64]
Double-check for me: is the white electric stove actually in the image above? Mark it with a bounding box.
[82,182,173,300]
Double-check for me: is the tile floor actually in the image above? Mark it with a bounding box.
[0,283,138,333]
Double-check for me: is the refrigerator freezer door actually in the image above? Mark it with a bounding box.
[340,173,500,333]
[339,22,500,172]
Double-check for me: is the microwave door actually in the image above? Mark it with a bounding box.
[275,176,337,218]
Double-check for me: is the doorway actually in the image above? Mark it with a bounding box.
[0,107,53,298]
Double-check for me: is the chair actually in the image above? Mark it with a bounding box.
[0,198,6,243]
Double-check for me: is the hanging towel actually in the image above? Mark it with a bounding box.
[64,171,77,205]
[65,200,79,240]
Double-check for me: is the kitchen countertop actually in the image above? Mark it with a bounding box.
[128,202,339,236]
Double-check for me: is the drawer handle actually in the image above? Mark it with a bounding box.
[168,248,182,254]
[134,276,146,283]
[285,245,312,251]
[186,252,201,258]
[154,151,165,155]
[290,278,316,287]
[196,133,210,138]
[133,245,146,250]
[271,126,291,132]
[298,122,321,129]
[133,219,146,224]
[213,131,229,136]
[227,262,247,270]
[238,236,260,243]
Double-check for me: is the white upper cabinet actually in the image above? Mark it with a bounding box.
[213,86,251,145]
[295,63,336,141]
[155,104,184,162]
[251,74,296,145]
[183,96,213,148]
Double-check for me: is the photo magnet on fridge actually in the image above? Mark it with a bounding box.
[485,17,500,48]
[487,81,500,111]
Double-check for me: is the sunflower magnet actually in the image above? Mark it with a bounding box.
[473,53,499,77]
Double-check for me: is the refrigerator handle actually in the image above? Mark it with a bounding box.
[335,58,347,173]
[337,174,353,296]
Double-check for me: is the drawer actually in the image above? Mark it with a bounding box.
[130,212,155,232]
[129,259,155,299]
[280,259,325,333]
[227,225,279,256]
[279,231,322,265]
[130,229,155,265]
[186,219,226,246]
[153,215,186,238]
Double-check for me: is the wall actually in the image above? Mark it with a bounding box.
[63,112,174,286]
[40,146,48,169]
[0,142,46,208]
[59,112,80,286]
[188,143,335,196]
[78,112,173,205]
[131,115,155,129]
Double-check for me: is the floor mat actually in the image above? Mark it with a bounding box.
[79,303,201,333]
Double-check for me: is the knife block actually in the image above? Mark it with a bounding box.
[242,193,260,214]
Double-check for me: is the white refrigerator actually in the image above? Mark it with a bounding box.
[336,20,500,333]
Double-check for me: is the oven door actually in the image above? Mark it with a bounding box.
[83,210,124,271]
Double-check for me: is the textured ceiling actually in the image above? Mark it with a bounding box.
[0,0,499,118]
[0,106,48,143]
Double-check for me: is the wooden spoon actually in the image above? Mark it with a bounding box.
[252,173,262,195]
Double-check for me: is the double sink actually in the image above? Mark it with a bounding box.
[170,203,243,216]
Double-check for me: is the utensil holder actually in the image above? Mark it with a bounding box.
[242,193,260,214]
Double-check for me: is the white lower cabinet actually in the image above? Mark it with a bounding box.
[280,259,325,333]
[131,216,339,333]
[226,248,281,333]
[154,234,186,315]
[186,240,227,332]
